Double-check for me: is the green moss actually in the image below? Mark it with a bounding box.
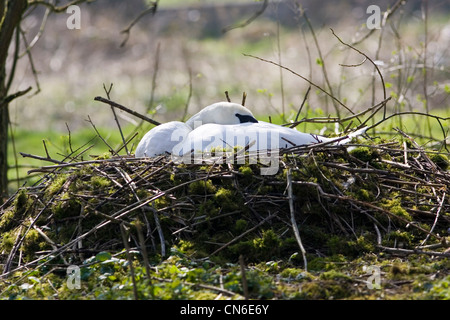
[238,165,253,176]
[197,199,220,216]
[90,176,111,189]
[390,261,410,279]
[383,230,414,248]
[234,219,248,233]
[0,190,33,232]
[430,153,449,171]
[350,146,378,162]
[51,195,82,219]
[319,270,351,281]
[298,280,353,299]
[347,236,376,253]
[380,196,412,221]
[356,188,373,201]
[1,230,17,251]
[214,187,240,211]
[22,229,47,260]
[253,230,282,252]
[326,235,375,257]
[152,196,170,210]
[188,180,216,194]
[280,268,310,281]
[228,229,282,261]
[46,174,69,197]
[0,210,16,232]
[94,153,111,160]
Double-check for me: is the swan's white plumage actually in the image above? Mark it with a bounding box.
[178,122,317,154]
[134,102,367,158]
[177,121,367,155]
[135,121,191,158]
[185,101,257,129]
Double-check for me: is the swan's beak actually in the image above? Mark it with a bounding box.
[235,113,258,124]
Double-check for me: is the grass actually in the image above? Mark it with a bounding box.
[7,125,138,191]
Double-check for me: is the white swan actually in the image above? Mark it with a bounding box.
[135,101,367,158]
[185,101,258,129]
[176,121,367,155]
[135,121,191,158]
[135,101,258,157]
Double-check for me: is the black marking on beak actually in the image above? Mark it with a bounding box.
[235,113,258,124]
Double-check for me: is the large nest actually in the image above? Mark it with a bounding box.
[1,133,449,275]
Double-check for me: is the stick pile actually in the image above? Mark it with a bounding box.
[1,134,449,276]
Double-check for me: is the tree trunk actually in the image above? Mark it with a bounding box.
[0,0,28,198]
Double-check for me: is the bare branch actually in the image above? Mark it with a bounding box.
[330,28,388,118]
[243,53,359,120]
[222,0,268,33]
[28,0,96,13]
[120,1,158,47]
[94,96,161,126]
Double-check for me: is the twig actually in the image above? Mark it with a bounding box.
[224,91,231,102]
[86,115,118,156]
[243,53,358,119]
[20,152,65,165]
[2,86,32,104]
[94,96,161,126]
[287,168,307,270]
[420,192,445,247]
[276,18,285,121]
[147,42,160,113]
[377,245,450,257]
[151,206,166,258]
[421,0,432,137]
[241,92,247,106]
[351,0,406,45]
[135,219,151,280]
[120,224,139,300]
[239,255,249,300]
[103,83,129,155]
[339,57,367,67]
[330,28,387,118]
[28,0,96,13]
[291,86,311,127]
[6,26,21,95]
[65,123,74,154]
[222,0,268,33]
[181,67,193,122]
[116,132,139,155]
[19,29,41,95]
[304,12,339,117]
[120,1,158,47]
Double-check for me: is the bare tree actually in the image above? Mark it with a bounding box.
[0,0,29,198]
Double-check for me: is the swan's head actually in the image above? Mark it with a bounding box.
[185,102,258,129]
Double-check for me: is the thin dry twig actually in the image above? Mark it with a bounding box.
[94,96,161,126]
[243,53,359,120]
[222,0,268,33]
[330,28,388,118]
[287,168,307,270]
[120,1,159,48]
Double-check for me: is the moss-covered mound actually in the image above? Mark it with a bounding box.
[0,138,449,299]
